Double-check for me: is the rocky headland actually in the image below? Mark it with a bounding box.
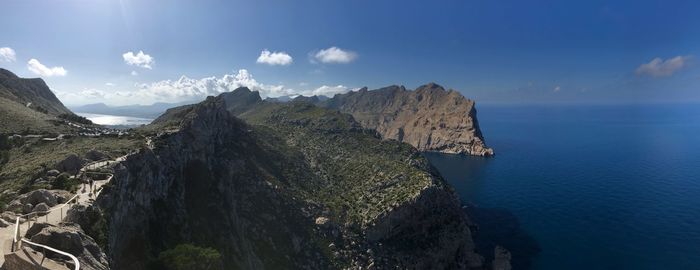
[317,83,494,156]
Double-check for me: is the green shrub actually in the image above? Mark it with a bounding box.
[155,244,222,270]
[52,173,81,192]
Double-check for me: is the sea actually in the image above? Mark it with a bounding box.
[76,113,153,128]
[425,103,700,270]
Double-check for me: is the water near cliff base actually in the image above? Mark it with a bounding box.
[426,103,700,270]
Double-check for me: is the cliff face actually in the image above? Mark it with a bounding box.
[320,83,494,156]
[103,95,484,269]
[0,68,72,116]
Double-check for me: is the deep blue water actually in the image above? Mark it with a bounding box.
[425,103,700,270]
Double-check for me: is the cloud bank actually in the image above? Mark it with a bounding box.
[59,69,355,105]
[123,50,154,69]
[256,50,293,65]
[313,47,357,64]
[27,59,67,77]
[0,47,16,62]
[636,56,691,77]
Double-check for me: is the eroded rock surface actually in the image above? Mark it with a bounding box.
[319,83,494,156]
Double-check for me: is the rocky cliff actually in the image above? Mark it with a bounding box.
[0,68,87,133]
[103,94,484,269]
[319,83,494,156]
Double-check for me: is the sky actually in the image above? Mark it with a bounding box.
[1,0,699,105]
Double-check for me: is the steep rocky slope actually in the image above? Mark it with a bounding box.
[104,94,484,269]
[0,68,85,133]
[0,68,71,116]
[319,83,494,156]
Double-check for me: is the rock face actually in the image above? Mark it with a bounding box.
[319,83,494,156]
[25,222,109,270]
[105,95,483,269]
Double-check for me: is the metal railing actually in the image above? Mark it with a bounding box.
[6,153,127,269]
[10,194,81,270]
[19,239,80,270]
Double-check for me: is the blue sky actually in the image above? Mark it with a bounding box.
[1,0,699,105]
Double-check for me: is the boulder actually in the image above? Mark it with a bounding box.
[56,154,85,175]
[315,216,330,226]
[27,222,109,270]
[25,189,58,206]
[6,189,71,214]
[85,149,109,162]
[47,169,61,177]
[32,202,50,213]
[22,203,33,214]
[6,201,24,213]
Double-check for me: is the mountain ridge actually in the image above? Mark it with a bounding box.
[0,68,88,133]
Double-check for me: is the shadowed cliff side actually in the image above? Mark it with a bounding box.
[105,94,485,269]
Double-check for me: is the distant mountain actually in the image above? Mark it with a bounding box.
[70,101,191,119]
[265,95,294,103]
[0,68,86,133]
[266,94,330,103]
[318,83,494,156]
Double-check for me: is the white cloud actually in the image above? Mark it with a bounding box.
[54,88,107,104]
[313,47,357,64]
[553,86,561,92]
[27,59,67,77]
[128,69,288,102]
[301,85,353,97]
[256,50,293,66]
[79,88,107,99]
[105,83,115,87]
[0,47,16,62]
[122,50,154,69]
[131,70,138,76]
[636,55,691,77]
[56,69,353,106]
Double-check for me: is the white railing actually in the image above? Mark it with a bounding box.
[82,158,111,172]
[20,238,80,270]
[6,153,126,269]
[10,194,81,269]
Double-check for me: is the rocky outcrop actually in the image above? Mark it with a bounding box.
[85,149,110,161]
[25,222,109,270]
[56,153,86,175]
[492,246,512,270]
[319,83,494,156]
[6,189,71,214]
[105,95,484,269]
